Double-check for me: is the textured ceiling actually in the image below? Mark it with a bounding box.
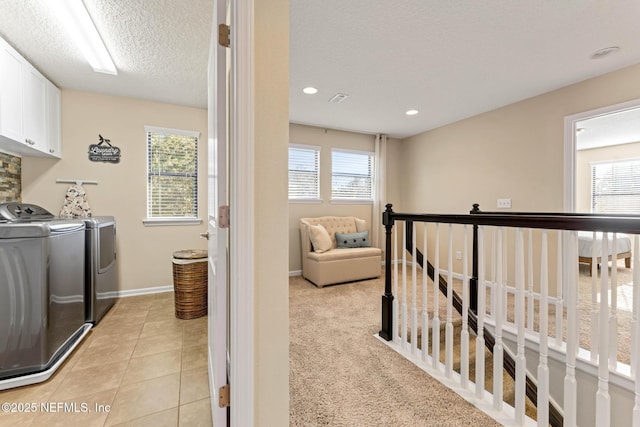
[290,0,640,138]
[0,1,639,140]
[0,0,212,108]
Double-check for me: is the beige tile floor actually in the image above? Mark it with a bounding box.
[0,293,213,427]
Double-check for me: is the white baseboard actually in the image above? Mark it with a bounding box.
[117,285,174,298]
[289,270,302,277]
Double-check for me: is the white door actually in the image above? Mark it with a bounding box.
[208,0,230,425]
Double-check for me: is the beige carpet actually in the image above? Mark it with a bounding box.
[290,261,635,426]
[289,274,502,427]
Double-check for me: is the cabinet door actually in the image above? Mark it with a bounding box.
[45,81,61,158]
[0,41,24,143]
[23,63,46,152]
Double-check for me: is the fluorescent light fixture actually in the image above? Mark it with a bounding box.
[52,0,117,75]
[303,87,318,95]
[406,109,419,116]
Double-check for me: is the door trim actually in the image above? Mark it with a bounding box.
[563,97,640,212]
[230,0,255,425]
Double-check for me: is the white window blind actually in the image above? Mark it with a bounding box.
[288,144,320,200]
[591,158,640,214]
[331,149,374,201]
[146,126,199,218]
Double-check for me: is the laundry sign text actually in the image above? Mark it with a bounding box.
[88,135,121,163]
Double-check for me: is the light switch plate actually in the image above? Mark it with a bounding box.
[497,198,512,209]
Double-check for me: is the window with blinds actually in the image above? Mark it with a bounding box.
[591,158,640,214]
[331,148,374,201]
[146,126,199,218]
[288,144,320,201]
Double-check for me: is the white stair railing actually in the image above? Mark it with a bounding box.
[378,206,640,427]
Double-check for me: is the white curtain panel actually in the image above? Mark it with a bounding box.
[373,134,387,250]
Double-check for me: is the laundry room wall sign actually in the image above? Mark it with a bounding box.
[88,135,121,163]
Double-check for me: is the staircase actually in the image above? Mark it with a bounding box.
[378,204,640,427]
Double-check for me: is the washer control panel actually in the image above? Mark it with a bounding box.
[0,203,54,222]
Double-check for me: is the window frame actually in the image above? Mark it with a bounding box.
[590,157,640,214]
[143,125,202,226]
[330,148,375,204]
[288,143,321,203]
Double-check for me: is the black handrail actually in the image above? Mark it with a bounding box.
[379,203,567,427]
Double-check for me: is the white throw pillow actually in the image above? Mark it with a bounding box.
[309,224,332,253]
[355,218,367,232]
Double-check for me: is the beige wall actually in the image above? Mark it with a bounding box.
[288,123,402,272]
[254,0,290,423]
[576,141,640,212]
[21,90,208,292]
[399,63,640,216]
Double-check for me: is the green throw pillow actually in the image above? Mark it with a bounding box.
[335,230,370,248]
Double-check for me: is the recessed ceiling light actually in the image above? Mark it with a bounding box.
[406,109,419,116]
[590,46,620,60]
[303,87,318,95]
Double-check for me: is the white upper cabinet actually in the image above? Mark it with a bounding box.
[23,62,47,152]
[0,41,24,143]
[45,81,61,158]
[0,36,62,158]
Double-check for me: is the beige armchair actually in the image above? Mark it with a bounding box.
[299,216,382,287]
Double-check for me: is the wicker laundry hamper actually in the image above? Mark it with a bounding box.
[172,249,208,319]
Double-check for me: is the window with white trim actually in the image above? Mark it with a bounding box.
[146,126,199,219]
[331,148,374,202]
[288,144,320,201]
[591,158,640,214]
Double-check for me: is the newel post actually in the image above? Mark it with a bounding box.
[469,203,480,313]
[379,203,395,341]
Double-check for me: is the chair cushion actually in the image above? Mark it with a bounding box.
[336,230,370,248]
[309,224,332,253]
[307,247,381,262]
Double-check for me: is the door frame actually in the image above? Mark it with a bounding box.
[229,0,255,425]
[207,0,254,425]
[563,97,640,212]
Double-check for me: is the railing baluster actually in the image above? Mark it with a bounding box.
[537,230,550,427]
[421,223,429,362]
[633,235,640,427]
[411,222,418,356]
[461,224,470,388]
[564,230,578,427]
[502,229,508,326]
[432,223,441,370]
[555,230,563,347]
[609,233,618,370]
[515,228,526,425]
[591,231,599,362]
[493,226,504,411]
[475,226,486,399]
[393,219,399,343]
[634,235,640,377]
[402,221,408,350]
[596,232,611,427]
[527,229,534,332]
[445,224,454,378]
[490,227,496,319]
